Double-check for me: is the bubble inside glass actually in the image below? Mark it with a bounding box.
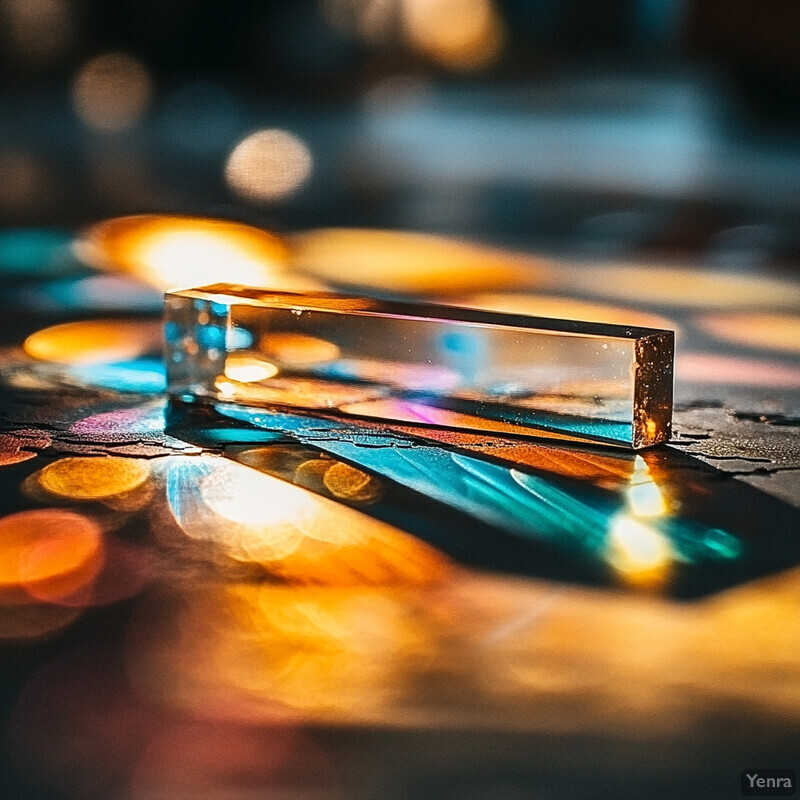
[164,284,673,448]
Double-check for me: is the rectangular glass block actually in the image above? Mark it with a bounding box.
[164,284,674,448]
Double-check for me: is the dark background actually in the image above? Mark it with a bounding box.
[1,0,799,266]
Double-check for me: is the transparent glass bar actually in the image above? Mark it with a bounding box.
[164,284,674,448]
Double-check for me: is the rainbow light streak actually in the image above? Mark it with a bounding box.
[214,404,744,589]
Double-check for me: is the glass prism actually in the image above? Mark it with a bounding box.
[164,284,674,448]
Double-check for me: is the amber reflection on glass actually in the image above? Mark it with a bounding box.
[0,510,104,603]
[401,0,505,71]
[288,228,548,293]
[167,284,673,448]
[226,444,386,504]
[168,456,449,584]
[695,312,800,355]
[37,457,150,501]
[223,354,279,383]
[259,332,341,366]
[225,129,313,203]
[24,319,162,364]
[215,376,385,409]
[80,215,322,292]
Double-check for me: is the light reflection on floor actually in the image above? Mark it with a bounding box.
[166,455,451,584]
[0,217,799,798]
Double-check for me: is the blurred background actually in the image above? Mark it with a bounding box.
[2,6,800,799]
[1,0,799,265]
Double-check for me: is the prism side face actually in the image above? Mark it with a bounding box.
[164,284,674,449]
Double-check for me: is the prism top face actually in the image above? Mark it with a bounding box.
[164,285,674,448]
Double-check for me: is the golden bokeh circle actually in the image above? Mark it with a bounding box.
[38,456,151,500]
[24,319,162,364]
[0,509,102,594]
[323,462,383,505]
[77,215,318,292]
